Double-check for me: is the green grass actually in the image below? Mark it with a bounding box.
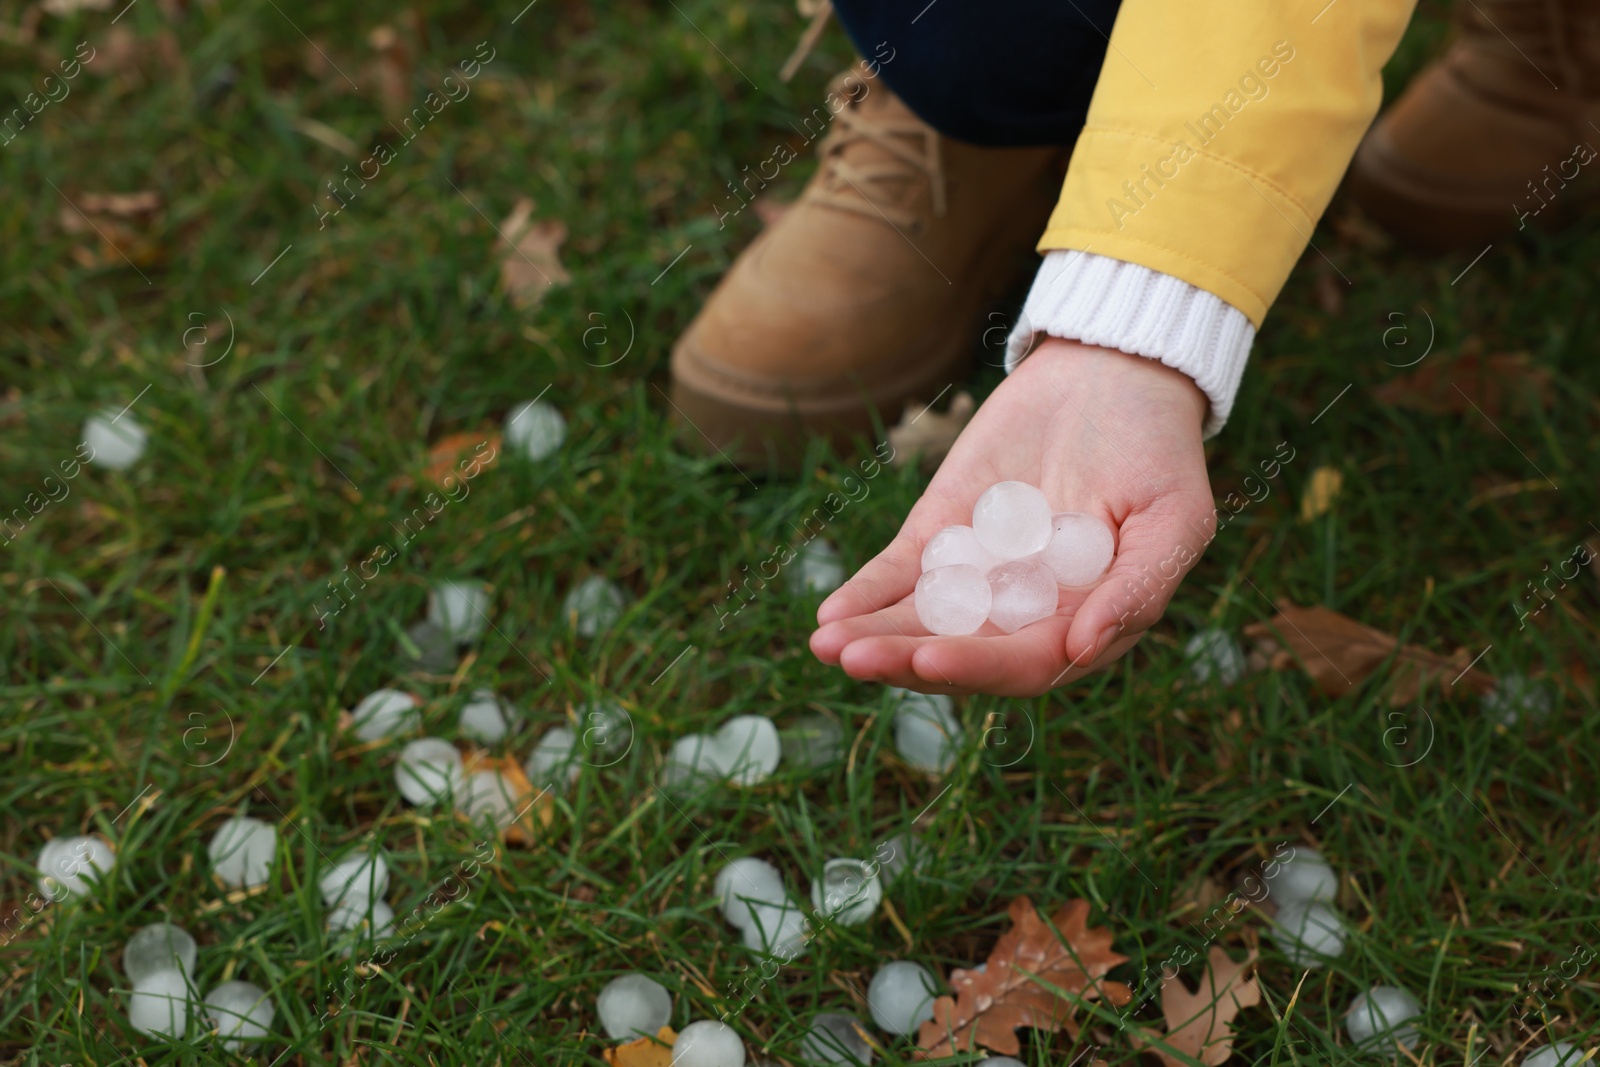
[2,0,1598,1063]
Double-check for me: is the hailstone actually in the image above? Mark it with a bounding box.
[868,961,938,1035]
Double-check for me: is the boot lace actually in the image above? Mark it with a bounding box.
[779,0,947,231]
[809,101,947,231]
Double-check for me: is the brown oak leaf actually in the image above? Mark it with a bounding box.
[602,1026,677,1067]
[497,197,571,309]
[58,188,165,269]
[388,429,501,492]
[1129,947,1260,1066]
[1243,601,1493,706]
[916,896,1131,1059]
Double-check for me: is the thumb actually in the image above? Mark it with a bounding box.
[1065,496,1217,662]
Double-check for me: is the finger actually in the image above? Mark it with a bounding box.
[909,623,1143,696]
[810,600,929,665]
[816,532,923,627]
[834,600,1142,696]
[817,488,976,627]
[1065,494,1216,663]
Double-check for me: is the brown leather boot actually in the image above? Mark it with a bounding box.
[1349,0,1600,251]
[669,72,1065,469]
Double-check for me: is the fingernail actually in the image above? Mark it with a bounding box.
[1095,622,1120,657]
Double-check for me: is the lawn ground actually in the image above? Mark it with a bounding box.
[1,0,1598,1064]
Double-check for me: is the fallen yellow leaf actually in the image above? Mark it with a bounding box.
[602,1025,677,1067]
[1299,466,1343,522]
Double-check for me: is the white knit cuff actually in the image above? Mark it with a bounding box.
[1004,250,1256,438]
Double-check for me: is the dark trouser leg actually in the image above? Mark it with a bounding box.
[828,0,1123,148]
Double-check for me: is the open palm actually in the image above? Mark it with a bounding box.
[810,339,1218,696]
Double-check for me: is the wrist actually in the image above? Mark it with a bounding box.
[1015,337,1209,434]
[1006,250,1256,438]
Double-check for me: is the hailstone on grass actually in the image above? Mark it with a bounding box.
[350,689,420,742]
[318,851,390,908]
[793,539,844,595]
[204,980,274,1048]
[396,738,464,808]
[326,898,395,940]
[1523,1044,1583,1067]
[524,727,581,791]
[872,833,927,883]
[83,408,148,471]
[892,690,960,773]
[971,481,1053,561]
[802,1013,874,1065]
[565,576,628,637]
[1036,512,1115,587]
[123,923,197,983]
[810,859,882,926]
[458,768,524,830]
[782,715,844,769]
[715,857,787,929]
[672,1020,745,1067]
[576,699,632,759]
[208,817,276,888]
[128,968,190,1037]
[1344,985,1422,1053]
[914,564,991,636]
[662,734,727,792]
[714,715,781,786]
[1483,673,1555,726]
[868,961,938,1035]
[596,973,673,1040]
[1270,901,1346,967]
[1184,627,1245,685]
[427,579,489,642]
[459,688,521,743]
[400,619,457,673]
[36,834,114,900]
[1267,846,1338,907]
[505,399,566,461]
[741,900,809,958]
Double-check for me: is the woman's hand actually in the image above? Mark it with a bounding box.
[810,338,1218,696]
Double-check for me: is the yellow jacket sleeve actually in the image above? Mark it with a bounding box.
[1039,1,1419,326]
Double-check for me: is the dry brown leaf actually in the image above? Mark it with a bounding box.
[602,1026,677,1067]
[77,190,161,216]
[916,896,1131,1059]
[888,392,974,473]
[87,26,184,80]
[497,197,571,309]
[364,23,411,118]
[1371,349,1551,419]
[422,431,499,486]
[1298,465,1342,523]
[58,189,164,268]
[389,429,501,491]
[1129,947,1260,1066]
[459,748,553,846]
[1243,601,1493,705]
